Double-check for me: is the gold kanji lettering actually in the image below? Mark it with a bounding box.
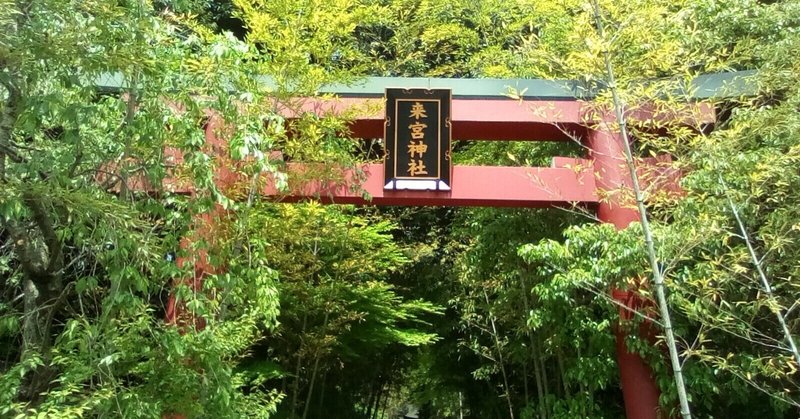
[407,140,428,158]
[409,122,427,139]
[410,102,427,119]
[407,160,428,176]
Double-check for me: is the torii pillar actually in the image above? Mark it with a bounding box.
[587,118,662,419]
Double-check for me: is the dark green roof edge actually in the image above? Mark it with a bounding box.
[687,70,758,99]
[95,71,758,100]
[319,77,589,100]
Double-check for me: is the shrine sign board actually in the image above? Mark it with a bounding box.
[384,88,452,191]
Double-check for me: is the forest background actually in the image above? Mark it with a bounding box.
[1,0,799,418]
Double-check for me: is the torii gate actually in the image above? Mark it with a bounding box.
[151,74,742,419]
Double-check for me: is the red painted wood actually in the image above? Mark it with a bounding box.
[586,124,639,228]
[281,97,713,141]
[256,163,598,207]
[587,124,662,419]
[282,97,585,141]
[165,206,228,330]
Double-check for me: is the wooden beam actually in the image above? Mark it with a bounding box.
[259,162,598,208]
[280,96,713,141]
[280,97,586,141]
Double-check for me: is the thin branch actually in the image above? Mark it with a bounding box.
[785,301,799,319]
[724,364,800,408]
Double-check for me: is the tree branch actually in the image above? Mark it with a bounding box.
[21,190,63,277]
[0,75,24,180]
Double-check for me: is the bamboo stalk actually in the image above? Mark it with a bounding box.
[719,174,800,366]
[483,289,516,419]
[557,350,570,398]
[520,274,546,419]
[539,344,549,416]
[590,1,693,417]
[532,340,546,419]
[302,311,329,419]
[289,313,308,419]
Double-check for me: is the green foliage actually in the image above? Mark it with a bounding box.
[2,0,799,418]
[511,2,800,417]
[233,0,386,91]
[453,211,622,418]
[0,0,376,416]
[238,203,441,417]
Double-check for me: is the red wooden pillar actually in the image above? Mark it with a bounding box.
[162,206,228,419]
[166,113,233,329]
[587,121,661,419]
[165,208,223,329]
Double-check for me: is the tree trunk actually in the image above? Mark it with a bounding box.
[482,289,515,419]
[365,380,376,419]
[290,313,308,419]
[19,276,60,405]
[532,339,549,419]
[302,311,329,419]
[371,381,384,419]
[10,193,65,405]
[520,274,546,419]
[557,349,570,399]
[538,342,549,416]
[522,358,530,407]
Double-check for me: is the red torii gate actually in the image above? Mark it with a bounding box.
[161,79,713,419]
